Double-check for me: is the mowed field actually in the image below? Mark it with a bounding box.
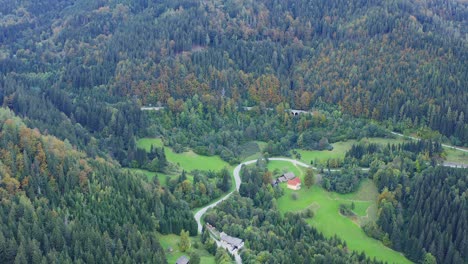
[296,137,407,164]
[137,138,229,172]
[267,160,305,178]
[136,138,237,204]
[157,233,218,264]
[444,147,468,164]
[127,168,172,186]
[272,160,411,264]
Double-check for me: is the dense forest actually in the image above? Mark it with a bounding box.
[0,0,467,263]
[143,97,390,165]
[0,108,196,262]
[359,143,467,263]
[371,167,467,263]
[0,0,467,149]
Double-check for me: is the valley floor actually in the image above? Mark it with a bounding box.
[136,136,468,264]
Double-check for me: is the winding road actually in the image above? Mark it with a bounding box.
[194,135,467,230]
[194,158,313,264]
[194,158,315,235]
[194,157,345,263]
[193,140,467,263]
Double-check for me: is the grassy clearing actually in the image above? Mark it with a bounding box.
[444,147,468,164]
[137,137,164,150]
[137,138,229,172]
[295,143,349,164]
[240,137,407,165]
[157,233,218,264]
[266,160,305,177]
[296,137,406,164]
[277,179,411,264]
[127,168,173,186]
[138,138,237,210]
[329,180,379,201]
[241,141,268,161]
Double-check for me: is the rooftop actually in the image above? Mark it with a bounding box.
[287,177,301,186]
[283,172,295,180]
[220,232,243,247]
[176,255,189,264]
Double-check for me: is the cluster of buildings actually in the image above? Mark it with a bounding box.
[175,172,302,264]
[271,172,302,190]
[206,223,244,252]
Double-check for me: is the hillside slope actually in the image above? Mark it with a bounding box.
[0,108,196,263]
[0,0,467,147]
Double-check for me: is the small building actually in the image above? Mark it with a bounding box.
[287,177,301,190]
[276,172,296,183]
[220,232,244,251]
[283,172,296,180]
[271,178,278,186]
[176,255,189,264]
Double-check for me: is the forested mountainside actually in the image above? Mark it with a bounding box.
[0,108,196,263]
[376,167,467,263]
[0,0,467,152]
[0,0,467,263]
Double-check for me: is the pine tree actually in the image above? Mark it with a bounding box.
[30,239,42,264]
[304,169,314,189]
[14,242,27,264]
[0,232,5,263]
[179,230,190,252]
[190,252,201,264]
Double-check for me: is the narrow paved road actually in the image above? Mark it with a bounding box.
[193,159,257,264]
[193,153,463,263]
[193,157,350,264]
[193,157,336,264]
[194,145,465,234]
[194,157,368,234]
[194,159,257,234]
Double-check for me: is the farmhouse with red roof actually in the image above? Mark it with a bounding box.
[287,177,301,190]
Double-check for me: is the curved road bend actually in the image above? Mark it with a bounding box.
[193,159,257,264]
[193,140,467,262]
[192,157,385,263]
[194,159,257,234]
[194,158,319,264]
[194,157,368,234]
[194,158,310,234]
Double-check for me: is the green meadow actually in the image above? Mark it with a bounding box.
[296,137,407,164]
[444,147,468,164]
[137,138,237,210]
[137,138,229,172]
[139,139,418,263]
[157,233,218,264]
[267,160,305,177]
[127,168,172,186]
[276,173,411,264]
